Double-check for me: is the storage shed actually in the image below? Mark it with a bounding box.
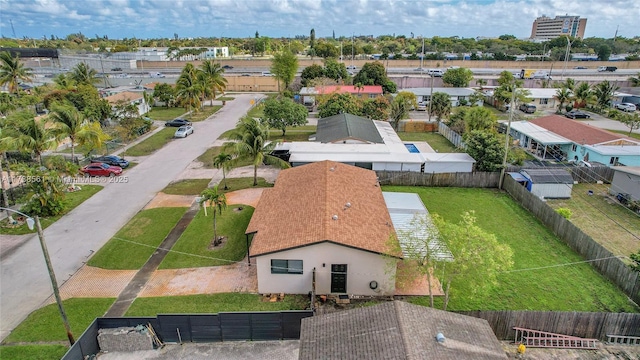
[519,168,574,199]
[609,166,640,201]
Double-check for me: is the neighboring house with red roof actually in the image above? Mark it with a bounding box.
[299,85,384,105]
[246,161,447,296]
[104,91,150,117]
[509,115,640,166]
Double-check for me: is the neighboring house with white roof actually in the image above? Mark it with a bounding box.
[403,87,482,107]
[509,115,640,166]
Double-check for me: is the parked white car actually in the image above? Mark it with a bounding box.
[174,125,194,138]
[616,103,637,112]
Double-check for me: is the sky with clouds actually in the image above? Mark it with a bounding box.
[1,0,638,40]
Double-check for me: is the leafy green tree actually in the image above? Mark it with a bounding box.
[270,50,298,91]
[300,64,324,86]
[592,80,619,111]
[463,106,496,133]
[2,111,56,164]
[310,28,315,49]
[353,62,389,89]
[313,42,339,58]
[429,92,451,123]
[19,165,66,216]
[361,96,390,120]
[176,63,203,113]
[619,112,640,137]
[629,73,640,87]
[223,117,290,186]
[389,91,418,131]
[50,105,108,162]
[200,186,227,245]
[573,82,593,108]
[262,98,308,138]
[198,60,228,104]
[596,44,611,61]
[69,62,99,86]
[464,130,505,172]
[555,87,573,113]
[442,67,474,87]
[0,51,32,94]
[213,152,232,190]
[153,83,176,107]
[434,211,513,310]
[323,58,348,81]
[317,92,362,118]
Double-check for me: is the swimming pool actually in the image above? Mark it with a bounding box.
[404,143,420,153]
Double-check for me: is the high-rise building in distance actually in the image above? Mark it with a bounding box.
[530,15,587,40]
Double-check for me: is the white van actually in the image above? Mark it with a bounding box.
[427,69,444,77]
[149,72,165,78]
[261,71,274,77]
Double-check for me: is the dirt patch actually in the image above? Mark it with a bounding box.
[144,193,195,209]
[208,236,228,249]
[225,188,265,207]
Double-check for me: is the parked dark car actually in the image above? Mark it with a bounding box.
[81,163,123,177]
[111,67,123,71]
[565,110,591,119]
[222,65,233,69]
[165,118,192,127]
[519,103,536,114]
[90,155,130,168]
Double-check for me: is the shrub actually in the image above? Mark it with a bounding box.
[556,207,572,220]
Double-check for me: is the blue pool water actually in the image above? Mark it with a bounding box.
[404,143,420,153]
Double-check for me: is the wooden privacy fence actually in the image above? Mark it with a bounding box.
[503,176,640,304]
[461,310,640,341]
[376,171,500,188]
[438,122,465,149]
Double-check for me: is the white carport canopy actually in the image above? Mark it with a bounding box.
[382,192,452,261]
[510,121,572,145]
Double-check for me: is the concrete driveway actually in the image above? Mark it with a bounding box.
[0,94,265,341]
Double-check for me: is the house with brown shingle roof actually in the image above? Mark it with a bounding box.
[247,161,434,296]
[510,115,640,166]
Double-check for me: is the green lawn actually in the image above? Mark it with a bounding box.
[382,186,639,312]
[162,179,211,195]
[397,132,461,153]
[87,207,187,269]
[196,146,253,169]
[218,177,273,192]
[217,96,235,101]
[269,130,315,142]
[0,185,103,235]
[146,107,187,121]
[3,298,114,343]
[125,127,175,157]
[608,129,640,141]
[159,205,254,268]
[0,345,68,360]
[190,105,222,122]
[126,293,308,316]
[547,184,640,260]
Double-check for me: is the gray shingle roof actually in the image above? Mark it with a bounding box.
[299,301,507,360]
[316,113,384,144]
[521,168,574,184]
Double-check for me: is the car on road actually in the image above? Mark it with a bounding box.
[111,67,123,71]
[222,65,233,70]
[90,155,130,168]
[414,67,425,72]
[261,71,274,76]
[81,163,123,177]
[565,110,591,119]
[573,66,588,70]
[519,103,536,114]
[241,73,251,76]
[416,103,427,111]
[165,118,192,127]
[174,125,194,138]
[615,103,637,112]
[346,65,357,71]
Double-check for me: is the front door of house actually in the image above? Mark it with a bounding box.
[331,264,347,293]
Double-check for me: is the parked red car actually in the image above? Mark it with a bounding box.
[81,163,123,177]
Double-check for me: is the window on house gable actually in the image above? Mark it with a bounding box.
[571,144,577,152]
[271,259,303,274]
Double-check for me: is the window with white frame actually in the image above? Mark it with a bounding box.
[540,98,548,105]
[571,144,577,151]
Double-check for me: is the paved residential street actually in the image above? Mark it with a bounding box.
[0,93,264,341]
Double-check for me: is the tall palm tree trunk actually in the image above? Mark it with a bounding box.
[0,153,14,223]
[222,168,228,190]
[253,165,258,186]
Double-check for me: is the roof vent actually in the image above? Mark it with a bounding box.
[330,167,335,172]
[332,214,338,220]
[345,202,351,208]
[436,333,446,343]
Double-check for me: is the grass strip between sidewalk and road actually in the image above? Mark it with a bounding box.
[146,107,187,121]
[190,105,223,122]
[162,179,211,195]
[125,127,176,157]
[159,205,254,268]
[87,207,188,269]
[382,186,639,313]
[126,293,308,316]
[0,185,103,235]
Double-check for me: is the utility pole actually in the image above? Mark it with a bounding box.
[499,85,517,190]
[561,36,571,80]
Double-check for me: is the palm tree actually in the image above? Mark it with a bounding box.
[69,62,99,86]
[50,106,108,162]
[52,73,74,90]
[555,87,573,113]
[223,116,290,186]
[200,186,227,245]
[213,152,233,190]
[430,92,452,123]
[176,64,203,114]
[0,51,33,94]
[592,80,620,111]
[198,60,228,105]
[628,73,640,87]
[573,82,593,109]
[3,112,56,164]
[562,78,576,91]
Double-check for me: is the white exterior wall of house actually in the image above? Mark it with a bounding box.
[609,168,640,201]
[255,242,396,296]
[424,161,472,173]
[530,183,573,199]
